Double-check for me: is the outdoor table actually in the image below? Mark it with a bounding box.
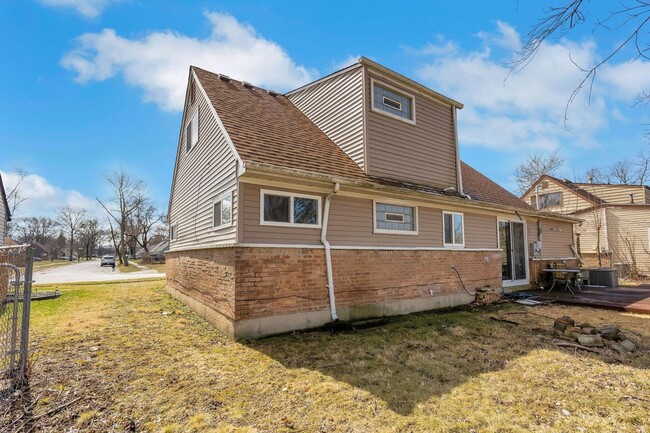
[541,269,583,295]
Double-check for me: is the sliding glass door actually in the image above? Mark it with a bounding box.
[499,221,527,283]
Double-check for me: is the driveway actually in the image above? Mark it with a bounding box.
[33,259,165,285]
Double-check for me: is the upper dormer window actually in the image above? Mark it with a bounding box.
[531,192,562,209]
[371,79,415,124]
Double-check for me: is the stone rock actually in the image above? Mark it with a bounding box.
[608,342,628,355]
[564,330,580,341]
[620,339,637,353]
[576,323,592,328]
[599,325,621,340]
[577,334,604,347]
[554,316,574,331]
[566,326,582,333]
[580,326,597,335]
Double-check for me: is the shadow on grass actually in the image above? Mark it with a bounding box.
[249,304,648,415]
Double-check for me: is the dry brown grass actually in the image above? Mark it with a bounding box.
[2,281,649,432]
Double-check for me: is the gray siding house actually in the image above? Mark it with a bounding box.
[0,173,10,246]
[167,57,578,339]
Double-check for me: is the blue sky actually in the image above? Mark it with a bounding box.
[2,0,649,219]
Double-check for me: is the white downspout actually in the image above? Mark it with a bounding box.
[321,182,340,321]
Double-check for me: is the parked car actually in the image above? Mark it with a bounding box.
[100,255,116,267]
[33,257,43,262]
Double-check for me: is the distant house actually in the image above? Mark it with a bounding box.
[0,173,11,247]
[167,57,579,339]
[522,175,650,275]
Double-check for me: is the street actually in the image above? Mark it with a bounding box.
[33,259,165,285]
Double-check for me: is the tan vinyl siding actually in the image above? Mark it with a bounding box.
[287,67,365,169]
[240,183,322,245]
[464,213,497,249]
[605,207,650,273]
[169,82,238,250]
[523,179,592,213]
[530,219,574,259]
[365,69,458,188]
[578,184,641,204]
[644,187,650,204]
[575,208,608,255]
[242,183,500,249]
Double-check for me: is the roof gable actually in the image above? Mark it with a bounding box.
[193,67,367,181]
[523,175,603,207]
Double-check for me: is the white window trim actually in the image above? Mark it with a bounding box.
[213,191,234,230]
[370,77,416,125]
[443,211,465,247]
[260,189,322,228]
[373,200,419,235]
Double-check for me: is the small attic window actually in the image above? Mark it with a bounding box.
[371,78,415,124]
[186,108,199,152]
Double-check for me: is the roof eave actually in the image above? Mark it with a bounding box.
[359,57,464,109]
[241,161,580,223]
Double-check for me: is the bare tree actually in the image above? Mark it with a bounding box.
[56,206,87,261]
[511,0,650,119]
[78,218,104,260]
[632,148,650,184]
[582,166,609,184]
[514,149,565,194]
[97,170,145,267]
[4,169,28,215]
[11,216,58,244]
[608,160,634,184]
[128,202,165,255]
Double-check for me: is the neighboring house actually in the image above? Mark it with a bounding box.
[522,175,650,275]
[167,57,579,339]
[0,173,11,247]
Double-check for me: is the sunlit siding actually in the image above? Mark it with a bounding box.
[287,66,365,169]
[522,179,592,214]
[575,208,608,255]
[365,69,458,189]
[168,77,238,250]
[527,219,575,259]
[0,195,6,245]
[606,207,650,273]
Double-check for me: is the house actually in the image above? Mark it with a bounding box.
[0,173,11,247]
[522,175,650,275]
[167,58,579,339]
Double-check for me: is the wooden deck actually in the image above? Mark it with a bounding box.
[524,284,650,314]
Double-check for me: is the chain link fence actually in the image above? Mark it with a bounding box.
[0,245,33,395]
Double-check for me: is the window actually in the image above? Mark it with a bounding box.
[186,109,199,152]
[213,192,233,229]
[443,212,464,246]
[371,79,415,123]
[261,190,321,227]
[170,224,176,241]
[531,192,561,209]
[374,202,417,234]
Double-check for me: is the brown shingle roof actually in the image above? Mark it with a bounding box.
[461,162,533,210]
[193,67,368,181]
[193,67,535,212]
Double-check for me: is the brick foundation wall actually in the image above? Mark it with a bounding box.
[580,253,612,269]
[168,247,502,329]
[166,248,236,321]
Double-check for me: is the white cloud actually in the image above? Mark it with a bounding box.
[61,12,315,111]
[331,54,360,72]
[412,22,644,152]
[40,0,120,18]
[1,171,103,219]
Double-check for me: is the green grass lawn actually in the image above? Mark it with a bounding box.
[3,280,649,432]
[133,259,166,274]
